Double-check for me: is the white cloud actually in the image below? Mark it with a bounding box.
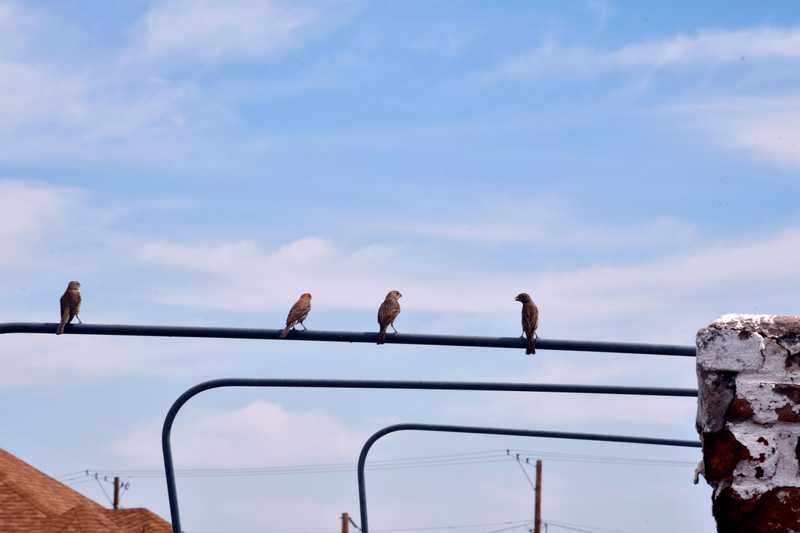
[114,400,362,467]
[0,179,95,273]
[483,26,800,82]
[3,178,798,350]
[387,210,695,249]
[0,59,193,159]
[0,180,74,243]
[131,225,800,326]
[0,179,129,274]
[0,1,41,51]
[0,60,88,129]
[137,236,409,311]
[613,26,800,67]
[0,3,195,157]
[141,0,316,60]
[0,335,204,390]
[685,95,800,169]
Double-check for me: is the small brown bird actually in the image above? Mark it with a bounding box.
[515,292,539,355]
[57,281,82,335]
[377,290,402,345]
[280,293,312,337]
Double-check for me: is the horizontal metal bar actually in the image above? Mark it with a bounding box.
[168,378,698,398]
[0,322,696,356]
[357,424,701,533]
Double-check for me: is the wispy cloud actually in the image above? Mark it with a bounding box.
[482,25,800,82]
[113,400,362,467]
[384,208,695,249]
[0,1,40,50]
[140,0,317,61]
[0,59,193,165]
[4,178,797,355]
[0,59,88,129]
[132,216,800,333]
[684,95,800,169]
[0,334,212,389]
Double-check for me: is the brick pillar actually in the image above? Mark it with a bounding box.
[696,315,800,533]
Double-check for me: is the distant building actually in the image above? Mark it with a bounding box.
[0,448,171,532]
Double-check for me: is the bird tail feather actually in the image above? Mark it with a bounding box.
[280,326,290,338]
[377,327,387,345]
[57,307,70,335]
[526,334,535,355]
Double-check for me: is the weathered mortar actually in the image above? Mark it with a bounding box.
[697,314,800,533]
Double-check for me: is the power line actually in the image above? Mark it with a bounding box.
[508,449,696,467]
[82,447,696,480]
[83,450,507,477]
[509,452,536,491]
[188,520,534,533]
[184,518,632,533]
[483,524,531,533]
[90,457,513,479]
[92,474,113,506]
[56,470,87,479]
[183,519,631,533]
[546,520,635,533]
[376,520,532,532]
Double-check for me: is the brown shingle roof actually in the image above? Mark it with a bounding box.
[0,448,171,533]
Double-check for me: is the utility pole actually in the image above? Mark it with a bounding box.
[533,460,542,533]
[112,477,120,510]
[341,512,350,533]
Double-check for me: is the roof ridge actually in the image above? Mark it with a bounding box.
[0,476,55,517]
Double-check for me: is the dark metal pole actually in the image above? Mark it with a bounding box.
[161,378,698,533]
[113,476,120,510]
[0,322,696,356]
[356,424,701,533]
[534,460,541,533]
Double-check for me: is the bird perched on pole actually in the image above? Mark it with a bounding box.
[57,281,82,335]
[280,293,312,338]
[515,292,539,355]
[377,290,402,345]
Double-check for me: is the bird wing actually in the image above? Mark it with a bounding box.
[522,303,538,335]
[378,299,400,327]
[59,293,72,325]
[286,300,310,326]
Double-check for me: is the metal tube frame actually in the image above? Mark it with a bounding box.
[161,378,698,533]
[356,423,701,533]
[0,322,696,356]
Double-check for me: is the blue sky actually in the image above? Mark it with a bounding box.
[3,1,800,532]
